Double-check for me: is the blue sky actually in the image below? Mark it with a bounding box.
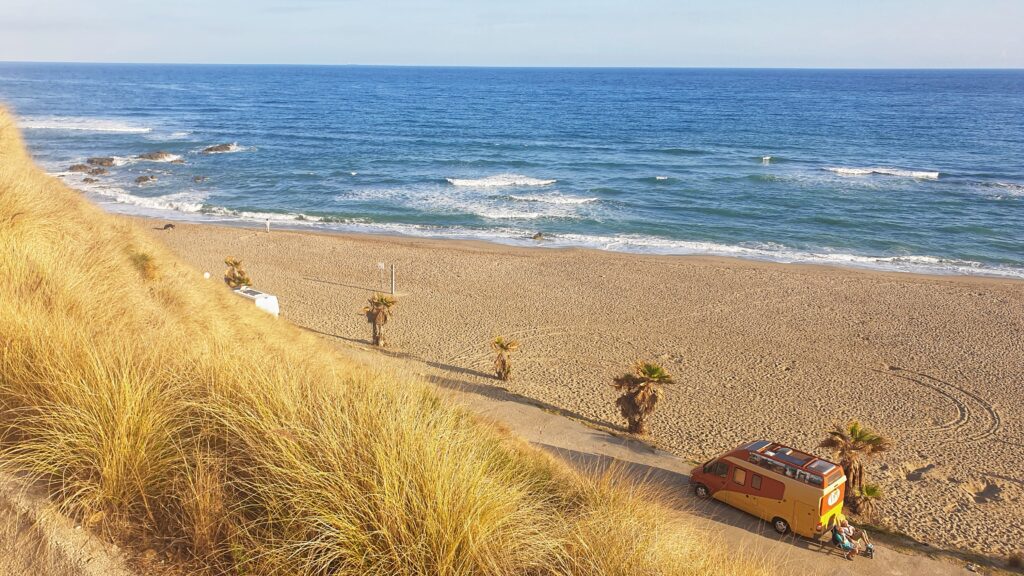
[1,0,1021,67]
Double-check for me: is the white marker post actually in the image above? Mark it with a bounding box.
[390,264,396,295]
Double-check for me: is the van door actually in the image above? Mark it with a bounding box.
[792,499,818,537]
[727,466,756,515]
[745,472,767,520]
[703,460,730,496]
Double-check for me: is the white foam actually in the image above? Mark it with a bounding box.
[988,182,1024,195]
[19,116,152,134]
[78,188,1024,280]
[202,206,325,222]
[509,194,597,205]
[336,186,588,221]
[446,174,557,187]
[81,183,207,213]
[655,176,670,181]
[548,234,1023,278]
[825,167,940,180]
[474,209,543,220]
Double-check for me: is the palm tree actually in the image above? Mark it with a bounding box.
[818,421,892,504]
[854,483,883,521]
[362,293,397,347]
[491,337,519,381]
[612,362,671,435]
[223,257,252,289]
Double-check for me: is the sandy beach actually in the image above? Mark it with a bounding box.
[135,217,1024,557]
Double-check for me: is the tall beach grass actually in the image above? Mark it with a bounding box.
[0,108,774,575]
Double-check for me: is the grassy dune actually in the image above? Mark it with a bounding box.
[0,109,772,575]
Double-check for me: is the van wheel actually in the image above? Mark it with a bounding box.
[772,517,790,535]
[694,484,710,499]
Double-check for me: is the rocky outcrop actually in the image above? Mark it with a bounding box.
[83,177,99,183]
[135,175,157,185]
[68,164,90,173]
[137,151,174,161]
[86,157,116,167]
[88,167,108,176]
[192,176,207,183]
[201,143,234,154]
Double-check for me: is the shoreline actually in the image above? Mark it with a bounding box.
[134,213,1024,557]
[123,211,1023,286]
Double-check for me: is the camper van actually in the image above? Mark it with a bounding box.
[690,440,846,537]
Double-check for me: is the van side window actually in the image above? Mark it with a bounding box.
[733,467,746,486]
[751,474,763,490]
[706,461,728,477]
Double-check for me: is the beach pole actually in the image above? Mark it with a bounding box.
[390,264,396,295]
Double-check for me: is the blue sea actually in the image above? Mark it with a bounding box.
[2,63,1023,278]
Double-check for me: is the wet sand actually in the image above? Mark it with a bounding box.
[134,217,1024,557]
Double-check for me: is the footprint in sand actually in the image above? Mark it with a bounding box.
[961,480,1003,504]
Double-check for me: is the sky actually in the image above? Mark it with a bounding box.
[0,0,1021,68]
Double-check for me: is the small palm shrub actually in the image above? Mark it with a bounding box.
[819,421,892,504]
[854,483,883,521]
[223,258,252,289]
[491,336,520,381]
[362,293,397,347]
[612,362,671,435]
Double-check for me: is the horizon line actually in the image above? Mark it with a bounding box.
[2,60,1022,71]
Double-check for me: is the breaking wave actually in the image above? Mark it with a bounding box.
[19,116,152,133]
[825,167,940,180]
[508,194,597,205]
[74,182,1024,279]
[446,174,557,187]
[79,183,207,213]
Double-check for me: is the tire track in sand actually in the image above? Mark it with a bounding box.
[876,367,1001,443]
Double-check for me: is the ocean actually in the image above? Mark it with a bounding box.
[1,63,1022,278]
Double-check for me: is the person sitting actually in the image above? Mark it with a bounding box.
[840,519,873,557]
[831,523,859,560]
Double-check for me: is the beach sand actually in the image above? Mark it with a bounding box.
[135,217,1024,557]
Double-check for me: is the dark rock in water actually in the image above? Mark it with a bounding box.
[170,158,185,164]
[201,143,234,154]
[88,167,108,176]
[137,151,175,161]
[83,177,99,183]
[531,232,545,241]
[135,175,158,185]
[87,157,116,167]
[68,164,91,172]
[193,175,207,183]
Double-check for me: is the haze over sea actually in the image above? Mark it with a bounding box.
[2,63,1022,278]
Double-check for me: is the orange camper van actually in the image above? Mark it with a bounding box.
[690,440,846,537]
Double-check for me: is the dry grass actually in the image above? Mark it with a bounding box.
[0,108,775,575]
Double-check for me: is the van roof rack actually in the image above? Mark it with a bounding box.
[741,440,841,479]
